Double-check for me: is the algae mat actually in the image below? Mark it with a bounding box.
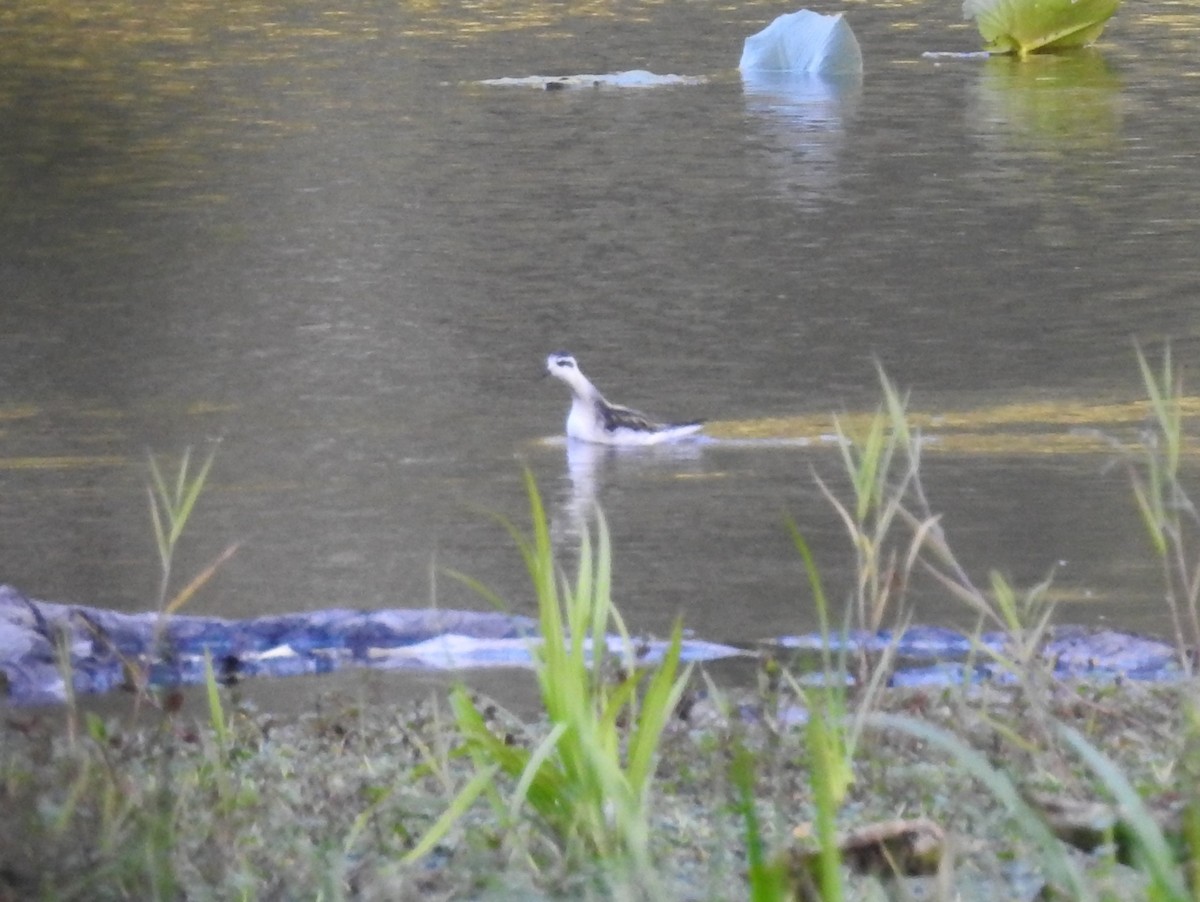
[703,395,1200,456]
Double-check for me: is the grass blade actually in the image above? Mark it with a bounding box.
[867,712,1089,897]
[401,765,501,865]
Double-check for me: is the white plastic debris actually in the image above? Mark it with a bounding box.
[739,9,863,76]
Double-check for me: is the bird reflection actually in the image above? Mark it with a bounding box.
[551,438,706,544]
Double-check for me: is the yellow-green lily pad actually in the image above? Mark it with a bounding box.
[964,0,1122,54]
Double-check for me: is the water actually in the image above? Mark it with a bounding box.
[2,0,1200,669]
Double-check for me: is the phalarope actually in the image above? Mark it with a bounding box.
[545,351,704,445]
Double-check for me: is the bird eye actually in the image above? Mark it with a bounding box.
[556,359,573,368]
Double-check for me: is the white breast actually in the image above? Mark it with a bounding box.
[566,398,601,442]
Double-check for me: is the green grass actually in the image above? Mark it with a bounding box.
[147,445,220,616]
[112,446,235,708]
[739,350,1200,900]
[405,470,691,883]
[1129,343,1200,675]
[812,363,920,645]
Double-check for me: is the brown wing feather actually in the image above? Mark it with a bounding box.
[600,402,664,433]
[600,402,703,434]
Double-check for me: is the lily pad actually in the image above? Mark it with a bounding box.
[963,0,1122,54]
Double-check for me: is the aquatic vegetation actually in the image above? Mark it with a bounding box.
[813,365,922,644]
[772,366,1055,897]
[127,445,234,705]
[964,0,1122,54]
[804,364,1060,693]
[146,444,231,617]
[791,352,1199,899]
[1127,344,1200,675]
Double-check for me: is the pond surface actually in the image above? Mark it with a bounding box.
[2,0,1200,667]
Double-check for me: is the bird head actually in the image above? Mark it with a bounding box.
[545,351,590,394]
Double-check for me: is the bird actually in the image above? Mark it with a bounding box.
[544,351,704,445]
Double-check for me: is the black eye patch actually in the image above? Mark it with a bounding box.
[555,359,574,367]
